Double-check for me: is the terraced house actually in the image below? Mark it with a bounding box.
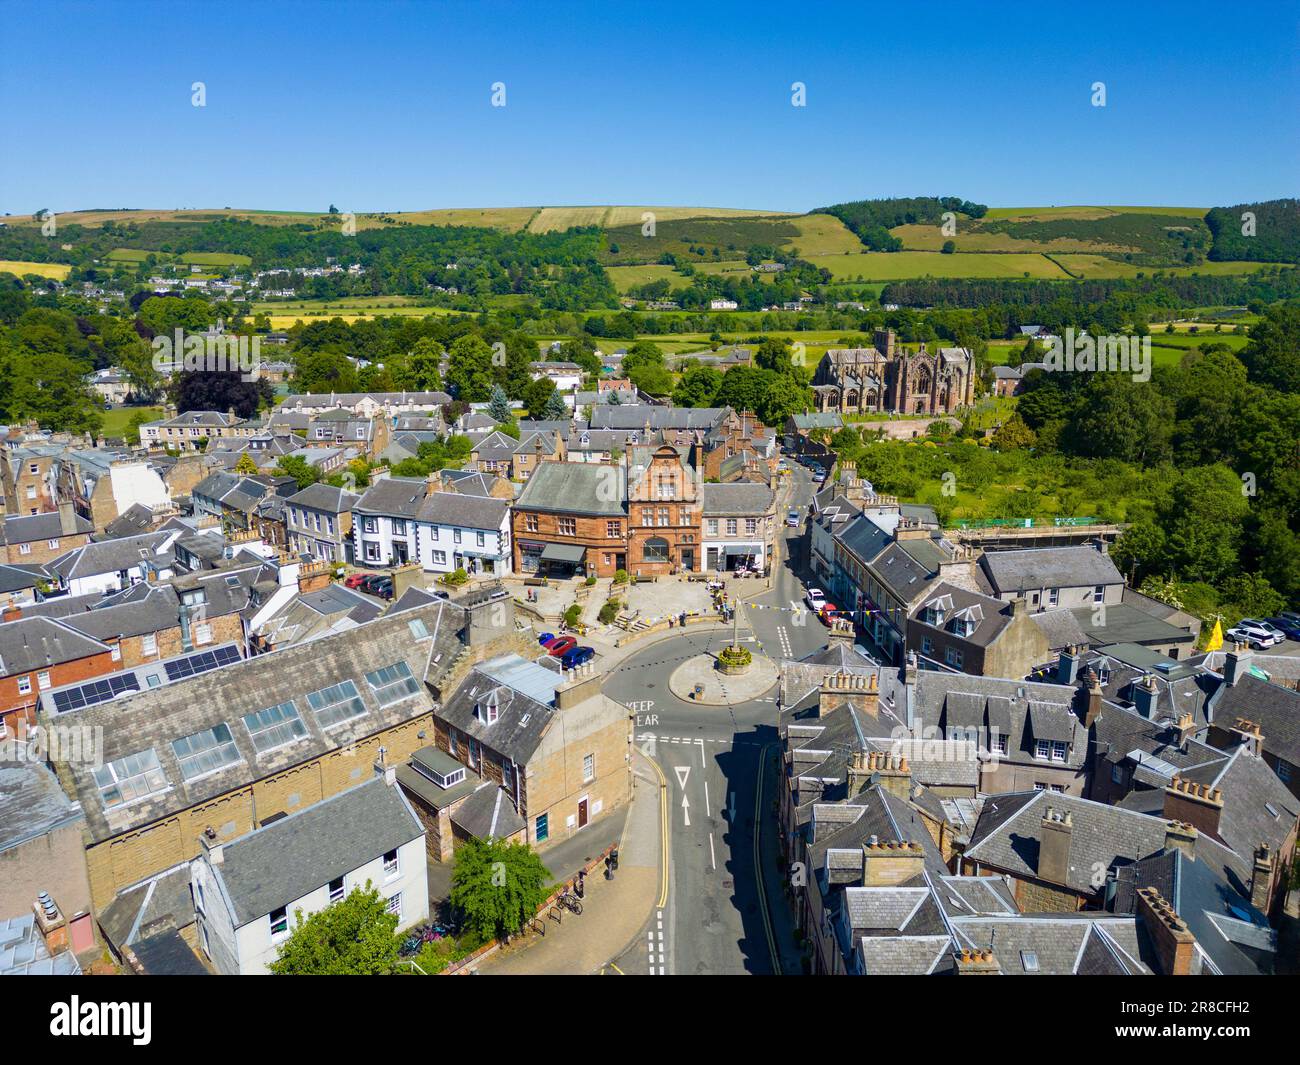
[352,476,512,576]
[284,483,358,564]
[413,653,631,854]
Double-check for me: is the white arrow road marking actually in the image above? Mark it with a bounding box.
[681,791,691,827]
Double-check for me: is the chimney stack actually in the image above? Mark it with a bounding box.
[1164,820,1197,860]
[1082,667,1104,728]
[1038,806,1074,886]
[872,750,912,801]
[1056,644,1082,686]
[32,892,68,956]
[1230,718,1264,757]
[954,948,1000,975]
[1133,673,1159,719]
[817,670,879,718]
[1134,886,1196,975]
[1174,711,1197,751]
[1223,643,1252,687]
[1162,777,1224,840]
[860,838,925,887]
[1250,845,1274,913]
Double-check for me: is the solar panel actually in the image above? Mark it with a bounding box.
[162,644,241,681]
[51,673,141,714]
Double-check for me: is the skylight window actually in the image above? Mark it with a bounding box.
[1020,950,1039,973]
[243,700,308,754]
[93,749,169,807]
[365,661,422,706]
[307,679,367,729]
[172,724,242,781]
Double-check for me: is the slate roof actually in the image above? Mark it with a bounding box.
[700,482,774,517]
[48,531,174,581]
[1114,847,1274,975]
[353,477,428,518]
[1210,672,1300,769]
[57,596,467,843]
[912,582,1013,649]
[98,862,196,950]
[0,615,110,674]
[0,510,92,545]
[435,653,566,764]
[965,790,1251,896]
[515,461,625,517]
[981,545,1123,594]
[450,783,527,841]
[207,775,424,925]
[286,482,359,515]
[0,762,85,853]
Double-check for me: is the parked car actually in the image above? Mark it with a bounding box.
[561,645,596,669]
[546,636,578,657]
[1265,616,1300,641]
[805,588,826,611]
[813,470,827,484]
[1226,618,1283,649]
[537,632,556,645]
[367,576,394,600]
[344,572,377,588]
[786,509,801,527]
[817,602,839,625]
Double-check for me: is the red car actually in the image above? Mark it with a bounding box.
[546,636,578,657]
[344,572,376,589]
[817,603,840,625]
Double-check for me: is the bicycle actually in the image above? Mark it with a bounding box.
[557,891,583,916]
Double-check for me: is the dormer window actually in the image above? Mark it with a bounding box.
[477,692,500,725]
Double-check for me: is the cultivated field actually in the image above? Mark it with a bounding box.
[0,259,72,279]
[812,250,1071,281]
[528,205,783,233]
[785,213,865,256]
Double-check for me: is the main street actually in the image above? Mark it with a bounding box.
[601,462,827,974]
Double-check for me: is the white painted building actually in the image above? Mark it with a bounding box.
[352,477,512,576]
[191,773,428,976]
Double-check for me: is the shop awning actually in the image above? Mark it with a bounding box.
[540,542,587,564]
[722,543,764,555]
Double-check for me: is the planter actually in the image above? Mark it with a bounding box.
[716,645,752,676]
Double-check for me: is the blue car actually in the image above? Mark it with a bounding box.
[537,632,555,645]
[1264,616,1300,641]
[561,646,596,670]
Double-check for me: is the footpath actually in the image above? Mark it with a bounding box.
[473,750,663,974]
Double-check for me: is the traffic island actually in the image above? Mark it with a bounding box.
[667,649,779,705]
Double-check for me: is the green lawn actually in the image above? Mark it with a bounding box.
[100,405,163,440]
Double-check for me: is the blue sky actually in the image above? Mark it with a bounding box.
[3,0,1296,214]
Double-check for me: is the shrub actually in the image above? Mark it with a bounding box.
[612,569,630,585]
[598,599,621,624]
[718,645,752,668]
[563,604,582,627]
[584,575,597,586]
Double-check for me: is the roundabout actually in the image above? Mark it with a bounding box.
[665,648,780,706]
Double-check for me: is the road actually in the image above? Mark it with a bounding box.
[600,463,827,974]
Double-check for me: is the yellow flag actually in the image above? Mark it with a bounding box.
[1204,618,1224,653]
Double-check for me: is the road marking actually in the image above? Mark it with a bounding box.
[704,779,711,817]
[674,766,690,788]
[697,737,706,767]
[708,832,717,870]
[680,792,690,827]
